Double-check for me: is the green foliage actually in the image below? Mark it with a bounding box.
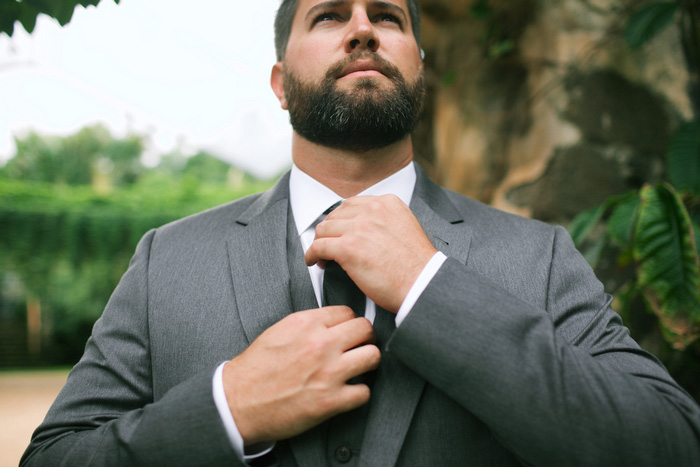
[0,0,119,36]
[1,125,144,187]
[0,127,274,364]
[569,201,608,246]
[607,194,640,247]
[488,40,515,60]
[570,121,700,351]
[468,0,518,60]
[470,0,493,21]
[625,2,679,48]
[667,120,700,196]
[636,184,700,348]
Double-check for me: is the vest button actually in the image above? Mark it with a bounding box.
[335,445,352,463]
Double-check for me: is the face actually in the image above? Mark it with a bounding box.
[271,0,425,151]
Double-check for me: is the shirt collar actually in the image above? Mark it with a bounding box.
[289,161,417,236]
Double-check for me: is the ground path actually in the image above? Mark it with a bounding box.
[0,369,69,467]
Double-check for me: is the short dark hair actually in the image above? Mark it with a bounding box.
[274,0,421,62]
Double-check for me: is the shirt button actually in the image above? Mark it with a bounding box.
[335,445,352,463]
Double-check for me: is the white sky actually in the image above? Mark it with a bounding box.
[0,0,292,178]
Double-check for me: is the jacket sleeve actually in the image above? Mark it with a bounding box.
[388,225,700,466]
[20,230,245,467]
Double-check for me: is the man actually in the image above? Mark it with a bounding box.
[22,0,700,465]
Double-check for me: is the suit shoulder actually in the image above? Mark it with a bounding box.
[151,191,265,244]
[442,188,556,237]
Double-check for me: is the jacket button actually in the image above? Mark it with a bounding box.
[335,445,352,463]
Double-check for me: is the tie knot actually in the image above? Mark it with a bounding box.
[323,200,343,216]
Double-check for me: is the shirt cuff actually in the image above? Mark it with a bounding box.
[395,251,447,327]
[213,362,275,461]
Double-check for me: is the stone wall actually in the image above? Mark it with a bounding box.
[416,0,693,223]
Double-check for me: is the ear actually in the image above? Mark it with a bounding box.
[271,62,288,110]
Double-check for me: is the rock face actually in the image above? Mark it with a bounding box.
[416,0,693,223]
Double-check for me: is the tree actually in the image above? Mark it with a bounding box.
[0,125,144,187]
[0,0,119,37]
[0,131,272,365]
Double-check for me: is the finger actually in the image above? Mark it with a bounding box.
[316,305,357,327]
[314,218,354,240]
[305,237,338,266]
[324,196,385,221]
[324,202,357,220]
[333,382,372,414]
[327,317,376,349]
[337,344,382,380]
[343,194,404,213]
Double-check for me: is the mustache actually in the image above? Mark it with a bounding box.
[325,51,403,82]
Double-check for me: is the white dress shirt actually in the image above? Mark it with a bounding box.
[214,162,447,460]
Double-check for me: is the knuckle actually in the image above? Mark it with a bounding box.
[342,306,356,319]
[343,235,360,252]
[292,311,313,327]
[368,199,382,212]
[358,317,374,334]
[355,385,371,404]
[316,221,329,236]
[314,392,338,415]
[368,346,381,366]
[304,335,329,358]
[381,193,399,204]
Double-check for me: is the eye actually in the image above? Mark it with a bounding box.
[374,13,402,26]
[312,12,340,25]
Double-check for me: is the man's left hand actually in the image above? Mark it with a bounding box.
[305,194,437,313]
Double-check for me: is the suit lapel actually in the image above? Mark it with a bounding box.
[359,166,472,466]
[286,202,320,313]
[228,173,327,465]
[411,165,472,265]
[284,202,328,467]
[227,173,295,343]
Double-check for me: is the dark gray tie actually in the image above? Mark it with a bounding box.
[321,201,366,317]
[319,201,373,464]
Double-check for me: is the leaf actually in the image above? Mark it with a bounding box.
[569,203,607,247]
[625,2,678,49]
[0,2,22,36]
[79,0,102,7]
[53,1,79,26]
[17,5,40,34]
[667,119,700,196]
[582,235,608,267]
[614,282,641,323]
[634,184,700,349]
[1,0,118,37]
[470,0,493,20]
[22,0,54,16]
[607,193,640,247]
[489,40,515,59]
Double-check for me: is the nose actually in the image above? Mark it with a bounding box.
[344,10,380,53]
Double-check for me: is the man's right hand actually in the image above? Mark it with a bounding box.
[222,306,380,445]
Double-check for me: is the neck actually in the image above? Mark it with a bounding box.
[291,133,414,198]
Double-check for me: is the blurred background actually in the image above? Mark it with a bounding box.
[1,0,699,465]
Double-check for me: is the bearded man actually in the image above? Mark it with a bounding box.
[22,1,700,466]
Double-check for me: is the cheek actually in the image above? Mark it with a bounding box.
[286,40,337,78]
[396,50,422,78]
[384,36,421,65]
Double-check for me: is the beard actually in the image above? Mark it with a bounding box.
[283,52,425,152]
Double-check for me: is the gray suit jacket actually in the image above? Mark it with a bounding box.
[22,167,700,466]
